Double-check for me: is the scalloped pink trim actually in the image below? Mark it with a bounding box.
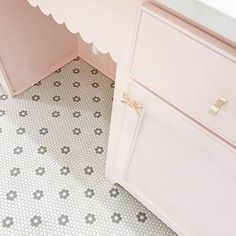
[26,0,118,62]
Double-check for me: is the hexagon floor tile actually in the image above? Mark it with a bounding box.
[0,57,177,236]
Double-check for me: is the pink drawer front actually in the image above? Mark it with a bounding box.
[130,3,236,146]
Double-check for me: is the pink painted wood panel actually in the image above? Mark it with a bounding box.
[26,0,144,64]
[0,0,78,95]
[122,83,236,236]
[78,34,116,80]
[130,3,236,146]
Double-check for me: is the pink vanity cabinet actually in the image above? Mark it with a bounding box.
[106,2,236,236]
[0,0,78,95]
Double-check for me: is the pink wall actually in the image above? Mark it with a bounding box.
[0,0,78,95]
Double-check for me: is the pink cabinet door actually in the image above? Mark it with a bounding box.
[118,82,236,236]
[0,0,78,95]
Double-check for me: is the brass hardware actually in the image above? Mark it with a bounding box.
[208,97,228,116]
[121,93,143,114]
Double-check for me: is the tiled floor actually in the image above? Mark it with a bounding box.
[0,58,177,236]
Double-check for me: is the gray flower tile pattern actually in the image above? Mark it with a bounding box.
[111,213,122,224]
[55,68,62,73]
[109,187,120,198]
[0,94,8,100]
[18,110,28,117]
[58,215,69,226]
[85,213,96,225]
[72,81,80,87]
[84,166,94,175]
[91,68,98,75]
[10,167,20,177]
[73,56,80,61]
[32,95,40,101]
[2,217,14,228]
[33,190,44,200]
[94,128,103,135]
[0,58,176,236]
[0,111,4,117]
[92,96,100,103]
[60,166,70,176]
[13,146,23,155]
[6,191,17,201]
[59,189,70,199]
[84,188,95,198]
[34,81,41,86]
[95,146,104,154]
[137,212,148,223]
[61,146,71,155]
[72,111,81,118]
[93,111,102,118]
[72,128,81,135]
[51,111,60,118]
[53,81,61,87]
[52,95,61,102]
[39,127,48,135]
[35,167,45,176]
[16,127,26,135]
[72,96,81,102]
[0,110,6,117]
[91,82,99,88]
[110,82,115,88]
[30,216,42,227]
[37,146,47,155]
[72,68,80,74]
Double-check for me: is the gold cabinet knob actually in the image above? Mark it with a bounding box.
[121,93,143,114]
[208,97,228,116]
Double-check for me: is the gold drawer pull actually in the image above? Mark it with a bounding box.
[121,93,143,114]
[208,97,228,116]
